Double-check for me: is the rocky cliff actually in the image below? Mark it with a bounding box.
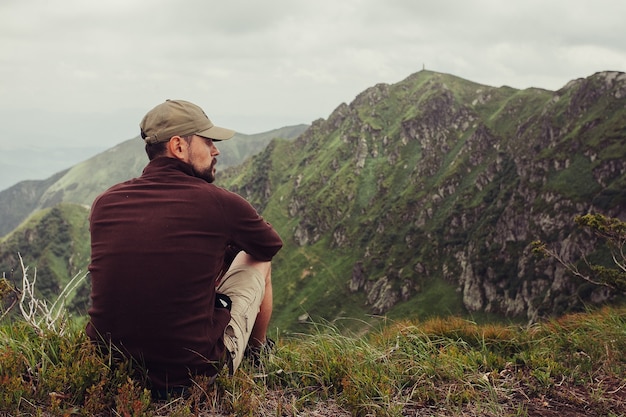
[222,70,626,327]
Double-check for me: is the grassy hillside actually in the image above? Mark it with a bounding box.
[0,304,624,416]
[0,170,69,237]
[0,203,91,312]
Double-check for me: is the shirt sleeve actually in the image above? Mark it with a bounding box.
[219,189,283,261]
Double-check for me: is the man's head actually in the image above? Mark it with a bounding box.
[140,99,236,182]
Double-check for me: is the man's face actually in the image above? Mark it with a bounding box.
[187,135,220,183]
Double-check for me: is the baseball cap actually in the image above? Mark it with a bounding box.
[140,99,235,144]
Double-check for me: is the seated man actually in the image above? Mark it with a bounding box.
[86,99,283,397]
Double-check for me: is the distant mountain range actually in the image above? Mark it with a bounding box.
[0,146,106,193]
[1,70,625,331]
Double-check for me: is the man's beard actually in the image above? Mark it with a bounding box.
[193,160,217,183]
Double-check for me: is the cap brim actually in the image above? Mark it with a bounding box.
[196,125,236,141]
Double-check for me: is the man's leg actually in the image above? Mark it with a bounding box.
[229,251,273,348]
[217,251,273,372]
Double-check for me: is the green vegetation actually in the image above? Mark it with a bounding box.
[545,155,602,200]
[386,277,466,321]
[534,213,626,292]
[1,298,624,416]
[0,203,91,313]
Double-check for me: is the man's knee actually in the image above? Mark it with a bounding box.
[231,251,272,283]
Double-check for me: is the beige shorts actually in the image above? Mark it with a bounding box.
[216,264,265,373]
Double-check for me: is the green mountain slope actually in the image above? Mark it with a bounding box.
[0,203,91,313]
[0,171,69,239]
[219,70,626,331]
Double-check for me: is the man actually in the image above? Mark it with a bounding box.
[86,99,283,397]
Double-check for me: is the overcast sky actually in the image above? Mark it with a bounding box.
[1,0,626,188]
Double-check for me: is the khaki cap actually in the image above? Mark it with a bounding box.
[140,99,235,144]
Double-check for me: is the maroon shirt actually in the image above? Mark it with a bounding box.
[86,157,282,390]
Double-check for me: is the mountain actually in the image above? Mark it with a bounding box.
[217,70,626,329]
[1,70,625,332]
[0,125,309,237]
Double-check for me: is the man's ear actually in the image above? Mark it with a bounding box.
[167,136,190,161]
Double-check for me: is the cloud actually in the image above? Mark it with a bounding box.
[0,0,625,153]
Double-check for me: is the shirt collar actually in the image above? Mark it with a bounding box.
[142,157,195,178]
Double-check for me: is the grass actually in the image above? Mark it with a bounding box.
[1,304,624,416]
